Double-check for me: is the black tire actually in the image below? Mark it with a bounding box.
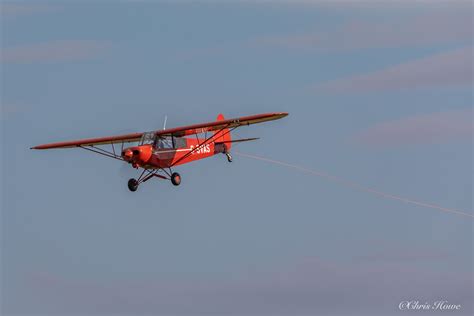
[128,178,139,192]
[171,172,181,186]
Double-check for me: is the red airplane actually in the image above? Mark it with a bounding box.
[32,112,288,192]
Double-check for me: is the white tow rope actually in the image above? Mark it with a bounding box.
[235,151,473,219]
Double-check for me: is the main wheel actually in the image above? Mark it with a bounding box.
[171,172,181,186]
[225,152,233,163]
[128,178,139,192]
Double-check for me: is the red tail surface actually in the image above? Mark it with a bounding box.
[214,114,232,151]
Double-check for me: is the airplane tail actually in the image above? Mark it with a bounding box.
[214,113,232,151]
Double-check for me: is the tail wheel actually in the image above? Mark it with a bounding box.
[225,152,233,163]
[171,172,181,186]
[128,178,139,192]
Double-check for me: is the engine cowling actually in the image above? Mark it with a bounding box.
[122,145,152,166]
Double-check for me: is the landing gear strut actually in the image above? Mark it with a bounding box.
[171,172,181,186]
[127,169,182,192]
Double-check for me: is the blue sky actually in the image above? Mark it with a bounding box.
[1,1,472,315]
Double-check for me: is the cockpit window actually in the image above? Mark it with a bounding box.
[153,136,187,150]
[140,133,187,150]
[155,137,173,149]
[174,137,187,149]
[140,132,155,145]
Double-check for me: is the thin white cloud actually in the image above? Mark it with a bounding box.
[352,109,473,147]
[1,103,28,118]
[152,0,471,5]
[1,40,109,64]
[22,257,472,315]
[1,3,59,16]
[175,4,472,62]
[314,47,473,93]
[258,11,472,51]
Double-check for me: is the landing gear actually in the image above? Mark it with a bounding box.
[128,178,139,192]
[225,152,232,162]
[127,169,181,191]
[171,172,181,186]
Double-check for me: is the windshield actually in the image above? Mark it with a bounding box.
[140,132,155,145]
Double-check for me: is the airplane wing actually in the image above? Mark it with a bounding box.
[31,112,288,150]
[31,132,144,149]
[155,112,288,137]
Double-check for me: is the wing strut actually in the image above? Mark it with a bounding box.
[78,143,124,162]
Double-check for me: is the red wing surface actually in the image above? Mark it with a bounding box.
[31,112,288,150]
[31,132,144,149]
[155,112,288,137]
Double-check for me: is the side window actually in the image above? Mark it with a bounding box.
[174,137,187,149]
[154,137,173,149]
[153,136,186,149]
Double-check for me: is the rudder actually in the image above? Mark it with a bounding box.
[214,113,232,151]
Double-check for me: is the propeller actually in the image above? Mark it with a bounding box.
[110,128,140,178]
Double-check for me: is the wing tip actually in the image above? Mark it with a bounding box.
[271,112,289,118]
[31,145,46,150]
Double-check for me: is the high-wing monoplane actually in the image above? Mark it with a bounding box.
[32,112,288,191]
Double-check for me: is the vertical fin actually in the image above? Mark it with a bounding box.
[214,113,232,150]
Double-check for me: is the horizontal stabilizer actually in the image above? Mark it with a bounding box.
[216,137,259,144]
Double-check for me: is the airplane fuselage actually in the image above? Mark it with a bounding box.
[122,137,227,169]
